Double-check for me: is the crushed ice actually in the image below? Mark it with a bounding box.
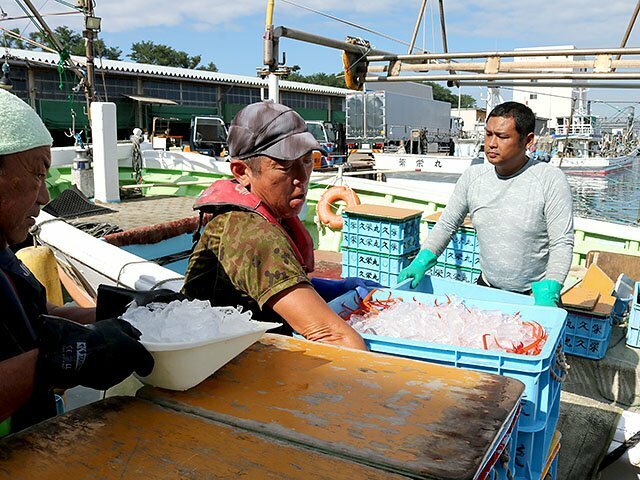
[347,295,547,355]
[122,299,277,344]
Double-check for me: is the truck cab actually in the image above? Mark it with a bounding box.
[150,116,229,158]
[305,120,346,167]
[189,116,229,157]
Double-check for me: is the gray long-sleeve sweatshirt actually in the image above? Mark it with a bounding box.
[424,158,574,293]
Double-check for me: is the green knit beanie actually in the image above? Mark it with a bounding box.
[0,89,52,156]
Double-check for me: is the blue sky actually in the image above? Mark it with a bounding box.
[3,0,640,115]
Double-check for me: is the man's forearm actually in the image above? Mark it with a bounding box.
[47,303,96,325]
[269,284,367,351]
[0,349,37,421]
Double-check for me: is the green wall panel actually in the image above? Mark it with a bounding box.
[331,111,346,124]
[149,105,219,122]
[37,100,135,130]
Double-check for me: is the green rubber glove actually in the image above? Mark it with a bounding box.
[531,279,563,307]
[398,249,438,289]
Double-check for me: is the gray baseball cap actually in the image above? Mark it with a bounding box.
[228,101,327,161]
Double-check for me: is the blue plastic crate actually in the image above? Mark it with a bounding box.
[564,311,613,360]
[626,282,640,348]
[429,262,481,284]
[341,264,401,287]
[341,248,416,287]
[426,222,477,248]
[514,387,560,480]
[442,246,481,270]
[396,276,535,306]
[343,212,421,241]
[329,286,567,430]
[342,211,421,256]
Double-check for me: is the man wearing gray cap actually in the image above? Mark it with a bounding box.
[0,89,154,436]
[184,101,366,350]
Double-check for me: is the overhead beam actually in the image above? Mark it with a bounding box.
[366,72,640,82]
[367,47,640,62]
[368,58,640,73]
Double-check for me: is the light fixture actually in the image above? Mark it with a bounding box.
[0,61,12,91]
[85,15,101,31]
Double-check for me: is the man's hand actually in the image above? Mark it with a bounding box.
[37,315,154,390]
[531,280,563,307]
[398,249,438,289]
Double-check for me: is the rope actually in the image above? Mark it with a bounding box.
[149,277,184,291]
[499,447,515,480]
[599,429,640,471]
[71,221,122,237]
[550,343,570,383]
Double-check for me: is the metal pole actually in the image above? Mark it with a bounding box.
[455,81,640,89]
[19,0,83,80]
[83,0,96,104]
[366,47,640,62]
[274,26,391,56]
[437,0,449,54]
[408,0,428,54]
[616,0,640,61]
[268,73,279,102]
[265,0,279,101]
[366,72,640,82]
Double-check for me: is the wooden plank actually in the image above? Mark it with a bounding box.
[561,286,600,311]
[0,397,406,480]
[579,264,616,316]
[586,251,640,283]
[139,334,524,480]
[345,203,423,220]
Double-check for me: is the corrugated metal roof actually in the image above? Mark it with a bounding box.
[5,48,352,96]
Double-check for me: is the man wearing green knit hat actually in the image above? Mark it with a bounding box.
[0,89,154,436]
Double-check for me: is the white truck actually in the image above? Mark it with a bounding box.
[345,82,452,156]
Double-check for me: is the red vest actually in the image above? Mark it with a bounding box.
[194,179,315,273]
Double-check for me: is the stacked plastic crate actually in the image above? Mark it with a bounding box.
[328,279,567,480]
[341,204,422,287]
[424,212,481,284]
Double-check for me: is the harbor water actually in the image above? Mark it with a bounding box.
[389,158,640,226]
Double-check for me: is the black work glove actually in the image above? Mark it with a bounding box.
[37,315,155,390]
[96,284,186,321]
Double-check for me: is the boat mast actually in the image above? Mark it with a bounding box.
[263,0,281,102]
[23,0,93,112]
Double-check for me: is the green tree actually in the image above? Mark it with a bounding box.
[25,26,121,60]
[197,62,218,72]
[287,65,347,88]
[426,81,476,108]
[129,41,203,69]
[2,28,28,49]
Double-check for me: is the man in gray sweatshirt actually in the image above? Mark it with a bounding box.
[399,101,574,306]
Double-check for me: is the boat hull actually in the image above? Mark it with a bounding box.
[373,152,482,175]
[550,153,637,176]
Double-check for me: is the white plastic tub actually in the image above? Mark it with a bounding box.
[137,321,280,391]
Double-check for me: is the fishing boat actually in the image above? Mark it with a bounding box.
[540,111,640,176]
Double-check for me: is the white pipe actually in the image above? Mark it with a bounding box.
[33,212,184,292]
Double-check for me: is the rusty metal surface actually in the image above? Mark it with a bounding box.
[0,397,408,480]
[140,334,524,480]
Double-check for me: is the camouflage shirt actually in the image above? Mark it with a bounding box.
[182,210,310,335]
